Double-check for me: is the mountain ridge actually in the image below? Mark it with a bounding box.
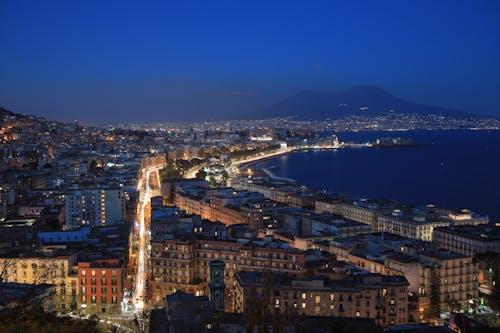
[247,85,484,120]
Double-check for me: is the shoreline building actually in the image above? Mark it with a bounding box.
[432,224,500,257]
[376,206,487,242]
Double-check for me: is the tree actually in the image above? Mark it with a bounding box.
[0,306,102,333]
[195,169,207,180]
[425,265,441,320]
[474,251,500,311]
[160,162,181,180]
[209,176,217,188]
[168,180,175,204]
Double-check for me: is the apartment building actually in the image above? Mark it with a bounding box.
[65,185,124,229]
[433,224,499,257]
[418,250,478,315]
[78,259,123,315]
[0,254,78,312]
[234,271,409,326]
[149,236,306,308]
[376,207,487,241]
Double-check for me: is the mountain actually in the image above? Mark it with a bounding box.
[248,85,481,120]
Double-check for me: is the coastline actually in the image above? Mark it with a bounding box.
[234,147,345,171]
[233,150,292,171]
[228,130,500,221]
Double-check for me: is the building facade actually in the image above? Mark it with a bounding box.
[417,251,478,317]
[78,259,123,315]
[376,209,487,242]
[234,271,409,326]
[0,254,78,312]
[65,186,124,229]
[432,225,500,257]
[149,237,306,309]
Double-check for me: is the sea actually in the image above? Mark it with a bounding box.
[251,130,500,222]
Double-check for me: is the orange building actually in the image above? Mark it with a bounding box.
[78,259,123,315]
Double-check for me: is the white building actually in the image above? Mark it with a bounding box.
[64,186,124,229]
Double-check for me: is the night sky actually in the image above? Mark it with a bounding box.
[1,1,499,124]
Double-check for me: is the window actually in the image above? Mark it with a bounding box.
[315,295,321,304]
[301,293,306,300]
[91,295,96,303]
[301,302,306,309]
[329,293,334,301]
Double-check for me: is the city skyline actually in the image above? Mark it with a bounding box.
[1,1,500,124]
[1,1,499,332]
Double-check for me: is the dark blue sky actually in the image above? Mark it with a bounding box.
[1,0,499,124]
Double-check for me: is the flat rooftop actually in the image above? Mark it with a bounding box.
[434,224,500,241]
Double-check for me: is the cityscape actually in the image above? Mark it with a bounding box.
[1,1,499,333]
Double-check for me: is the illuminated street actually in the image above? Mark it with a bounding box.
[132,167,162,312]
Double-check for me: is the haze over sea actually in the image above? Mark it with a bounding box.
[252,130,500,222]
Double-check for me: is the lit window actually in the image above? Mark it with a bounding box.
[315,295,321,304]
[301,302,306,309]
[301,293,306,300]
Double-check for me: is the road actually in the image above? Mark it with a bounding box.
[132,166,162,312]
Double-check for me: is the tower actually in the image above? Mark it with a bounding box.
[208,260,225,311]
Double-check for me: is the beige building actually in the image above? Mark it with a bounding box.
[418,251,478,316]
[432,224,499,257]
[0,254,79,312]
[149,237,307,309]
[330,199,399,227]
[234,271,409,326]
[376,208,487,241]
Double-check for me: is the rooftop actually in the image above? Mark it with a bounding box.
[433,224,500,241]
